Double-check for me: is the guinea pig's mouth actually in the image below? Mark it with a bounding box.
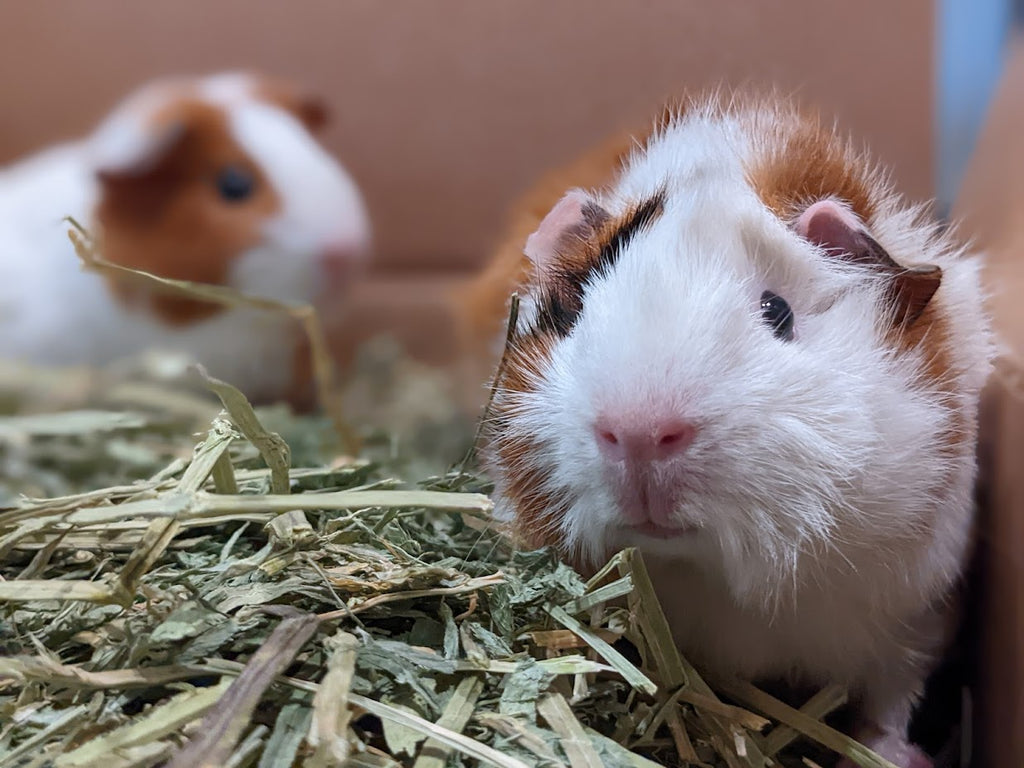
[626,521,699,539]
[613,476,698,539]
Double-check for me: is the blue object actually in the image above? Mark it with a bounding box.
[935,0,1014,216]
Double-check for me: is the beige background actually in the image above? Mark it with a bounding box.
[2,1,935,279]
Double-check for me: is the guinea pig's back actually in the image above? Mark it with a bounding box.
[0,142,115,363]
[0,142,93,225]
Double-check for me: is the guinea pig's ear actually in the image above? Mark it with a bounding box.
[795,199,942,327]
[255,76,330,133]
[293,94,330,133]
[90,114,189,181]
[525,189,610,275]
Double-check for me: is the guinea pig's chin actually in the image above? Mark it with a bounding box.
[564,502,708,565]
[603,522,708,559]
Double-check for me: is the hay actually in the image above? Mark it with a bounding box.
[0,230,904,768]
[0,365,908,768]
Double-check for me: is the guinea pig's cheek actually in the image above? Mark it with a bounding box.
[562,497,620,562]
[228,243,319,303]
[312,242,371,302]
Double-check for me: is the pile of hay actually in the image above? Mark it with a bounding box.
[0,355,908,768]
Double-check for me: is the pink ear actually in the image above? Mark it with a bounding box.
[794,199,867,256]
[525,189,608,272]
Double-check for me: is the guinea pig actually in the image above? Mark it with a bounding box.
[468,94,993,767]
[0,71,371,403]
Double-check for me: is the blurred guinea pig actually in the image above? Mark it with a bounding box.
[0,71,371,403]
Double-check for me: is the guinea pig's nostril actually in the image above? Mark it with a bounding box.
[653,421,697,456]
[594,421,626,459]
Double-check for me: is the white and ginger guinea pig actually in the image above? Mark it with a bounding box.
[0,71,370,403]
[470,95,993,767]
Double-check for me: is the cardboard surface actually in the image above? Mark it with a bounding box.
[952,31,1024,768]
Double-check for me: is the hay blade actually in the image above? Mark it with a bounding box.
[674,687,771,731]
[762,684,849,756]
[617,548,766,767]
[716,678,901,768]
[615,548,686,689]
[165,612,319,768]
[307,630,359,766]
[350,693,530,768]
[117,416,237,593]
[582,727,667,768]
[561,574,634,614]
[412,675,485,768]
[0,658,210,688]
[43,489,493,529]
[256,702,311,768]
[195,369,291,494]
[66,219,355,452]
[538,692,605,768]
[545,604,657,696]
[0,579,125,605]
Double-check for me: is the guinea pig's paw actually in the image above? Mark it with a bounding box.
[836,732,932,768]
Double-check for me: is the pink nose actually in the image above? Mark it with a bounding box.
[595,415,697,463]
[318,241,366,289]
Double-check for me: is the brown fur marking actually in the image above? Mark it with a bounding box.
[486,333,567,550]
[747,108,878,224]
[486,189,664,553]
[96,99,280,326]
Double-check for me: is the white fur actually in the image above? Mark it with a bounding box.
[490,100,993,762]
[0,72,370,401]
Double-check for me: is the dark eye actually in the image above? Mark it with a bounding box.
[215,165,255,202]
[760,290,794,341]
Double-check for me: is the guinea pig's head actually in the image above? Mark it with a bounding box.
[486,98,987,603]
[85,72,371,325]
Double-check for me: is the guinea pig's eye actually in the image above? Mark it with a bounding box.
[215,165,255,202]
[760,291,794,341]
